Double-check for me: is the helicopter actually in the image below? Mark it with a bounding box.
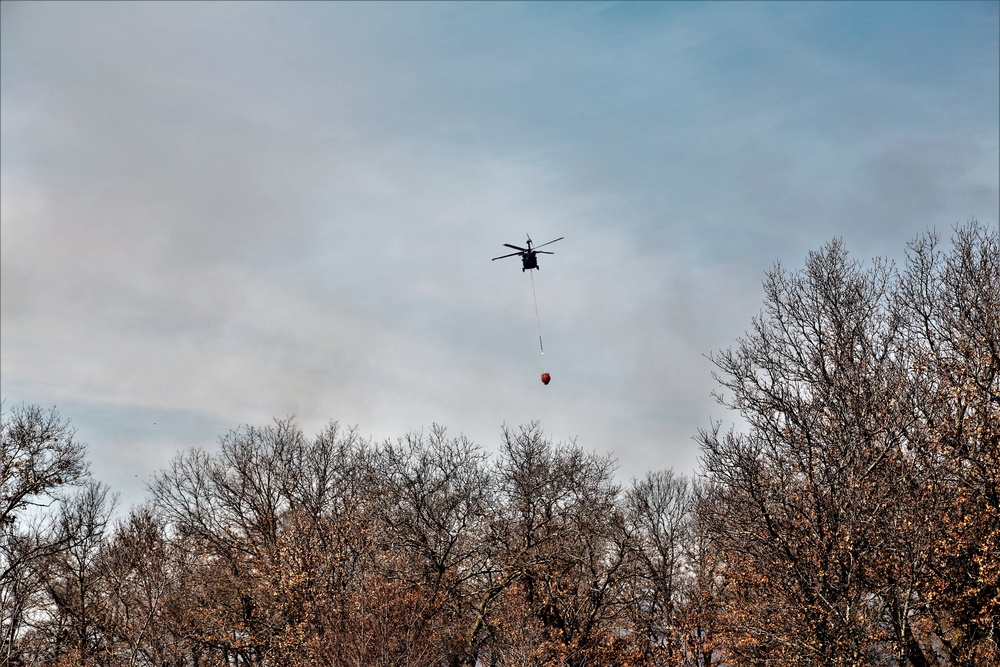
[492,235,564,271]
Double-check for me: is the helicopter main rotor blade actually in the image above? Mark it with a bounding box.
[503,243,528,252]
[535,250,555,255]
[532,237,564,250]
[492,251,523,261]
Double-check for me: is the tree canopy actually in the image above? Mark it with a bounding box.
[2,222,996,666]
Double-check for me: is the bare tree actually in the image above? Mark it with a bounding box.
[1,404,89,665]
[150,418,378,667]
[374,425,495,665]
[681,480,726,667]
[93,506,193,667]
[625,470,708,665]
[700,237,919,665]
[21,481,116,666]
[484,423,632,667]
[698,222,999,666]
[892,222,1000,665]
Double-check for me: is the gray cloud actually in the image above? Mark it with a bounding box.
[2,1,997,508]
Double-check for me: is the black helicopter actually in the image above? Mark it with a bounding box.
[492,235,564,271]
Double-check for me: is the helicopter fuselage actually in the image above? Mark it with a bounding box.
[492,235,562,270]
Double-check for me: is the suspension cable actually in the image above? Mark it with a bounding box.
[529,269,544,355]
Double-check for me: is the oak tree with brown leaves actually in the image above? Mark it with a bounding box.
[699,222,998,667]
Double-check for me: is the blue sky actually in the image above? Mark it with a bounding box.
[2,1,998,510]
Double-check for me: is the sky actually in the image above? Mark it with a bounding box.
[2,1,998,511]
